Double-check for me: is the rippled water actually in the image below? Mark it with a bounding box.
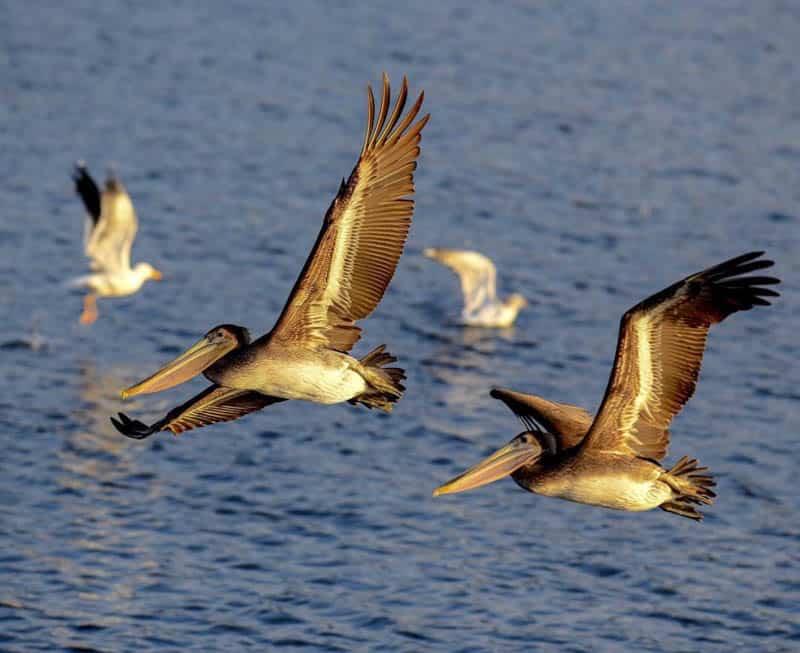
[2,1,799,651]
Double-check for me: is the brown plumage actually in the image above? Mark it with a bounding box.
[580,251,780,460]
[113,386,285,438]
[269,74,428,353]
[435,252,780,520]
[112,75,428,439]
[490,387,593,449]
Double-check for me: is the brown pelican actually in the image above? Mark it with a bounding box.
[72,164,162,324]
[423,248,527,327]
[434,252,779,520]
[112,74,429,439]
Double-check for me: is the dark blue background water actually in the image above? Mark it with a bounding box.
[2,2,799,651]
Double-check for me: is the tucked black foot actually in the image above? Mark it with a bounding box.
[110,412,158,439]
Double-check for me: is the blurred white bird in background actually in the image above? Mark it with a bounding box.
[71,163,162,324]
[424,248,527,327]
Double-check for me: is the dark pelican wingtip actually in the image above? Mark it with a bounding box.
[72,161,102,225]
[110,412,158,440]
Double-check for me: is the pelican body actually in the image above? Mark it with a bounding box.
[435,252,780,520]
[72,165,162,324]
[207,344,370,403]
[112,75,428,439]
[424,248,527,327]
[511,445,697,513]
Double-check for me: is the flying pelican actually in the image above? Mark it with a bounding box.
[423,248,527,327]
[111,74,429,439]
[72,164,162,324]
[434,252,780,520]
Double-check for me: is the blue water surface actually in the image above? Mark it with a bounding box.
[1,2,799,651]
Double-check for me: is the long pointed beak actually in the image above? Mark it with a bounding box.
[433,437,542,496]
[121,337,234,399]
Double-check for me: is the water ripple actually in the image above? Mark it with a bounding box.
[1,1,799,651]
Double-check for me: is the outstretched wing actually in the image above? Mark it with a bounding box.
[490,387,593,451]
[111,385,285,438]
[267,74,429,352]
[73,163,102,257]
[79,171,138,274]
[581,252,780,460]
[425,249,497,313]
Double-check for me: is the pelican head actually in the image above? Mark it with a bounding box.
[507,293,528,311]
[105,170,124,193]
[423,247,457,266]
[432,431,543,496]
[121,324,250,399]
[134,262,163,282]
